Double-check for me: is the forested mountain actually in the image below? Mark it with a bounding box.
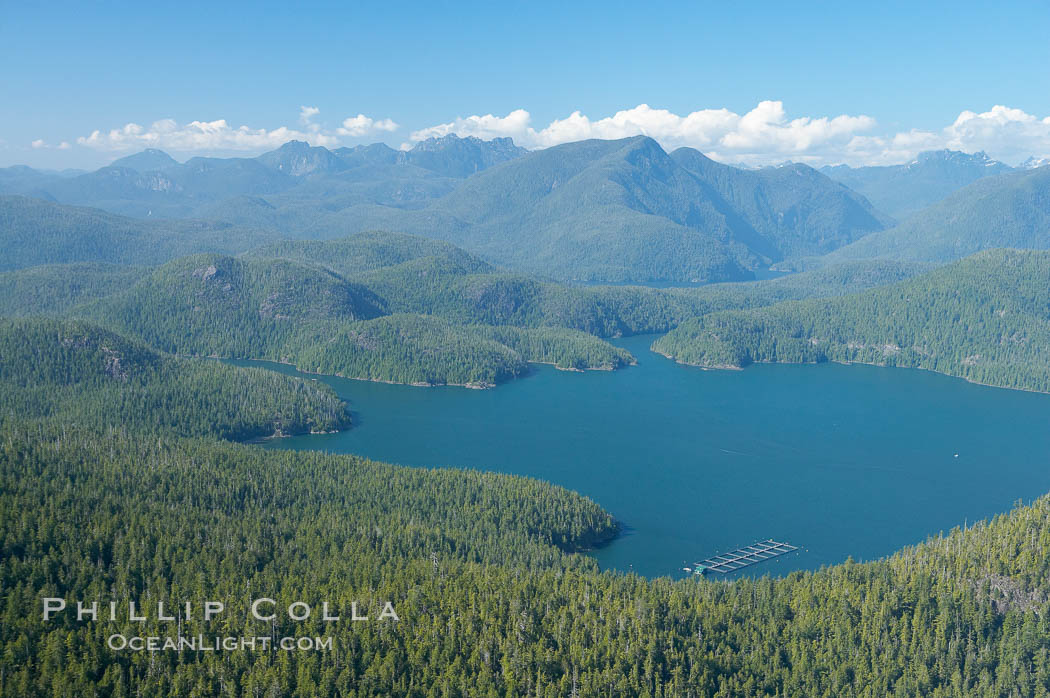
[655,249,1050,392]
[84,253,386,353]
[0,262,150,316]
[309,136,893,283]
[284,314,635,385]
[819,166,1050,265]
[821,149,1014,219]
[7,138,1047,286]
[0,195,280,271]
[0,317,349,439]
[671,147,892,256]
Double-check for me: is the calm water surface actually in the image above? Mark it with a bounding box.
[234,334,1050,579]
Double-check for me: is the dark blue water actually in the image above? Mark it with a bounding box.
[234,335,1050,579]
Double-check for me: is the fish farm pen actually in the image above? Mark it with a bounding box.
[690,539,799,575]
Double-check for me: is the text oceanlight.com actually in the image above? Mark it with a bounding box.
[42,598,400,652]
[108,635,333,652]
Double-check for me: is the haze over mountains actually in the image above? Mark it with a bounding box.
[656,248,1050,393]
[0,195,281,272]
[1,134,1047,283]
[821,149,1016,220]
[817,166,1050,266]
[0,136,526,219]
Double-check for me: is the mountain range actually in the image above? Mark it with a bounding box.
[205,136,893,282]
[0,135,527,219]
[2,135,1047,283]
[817,166,1050,265]
[821,150,1014,219]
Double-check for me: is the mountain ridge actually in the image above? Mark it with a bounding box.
[817,166,1050,265]
[821,149,1014,219]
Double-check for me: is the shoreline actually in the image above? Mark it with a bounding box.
[651,349,743,371]
[221,355,635,390]
[653,350,1050,396]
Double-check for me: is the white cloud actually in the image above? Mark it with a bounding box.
[409,102,878,164]
[943,106,1050,164]
[76,110,400,154]
[336,114,399,137]
[833,106,1050,166]
[55,103,1050,166]
[76,118,341,152]
[299,105,320,125]
[410,102,1050,167]
[31,139,71,150]
[409,109,533,142]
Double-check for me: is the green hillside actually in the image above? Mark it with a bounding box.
[820,167,1050,265]
[0,262,150,316]
[0,230,931,388]
[75,254,632,386]
[0,317,349,439]
[249,232,927,337]
[821,150,1014,220]
[283,314,634,386]
[245,231,494,276]
[0,195,279,271]
[672,147,892,256]
[83,253,385,354]
[655,249,1050,392]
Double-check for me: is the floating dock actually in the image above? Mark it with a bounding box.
[692,539,798,575]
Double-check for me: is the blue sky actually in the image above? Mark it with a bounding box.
[3,0,1049,168]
